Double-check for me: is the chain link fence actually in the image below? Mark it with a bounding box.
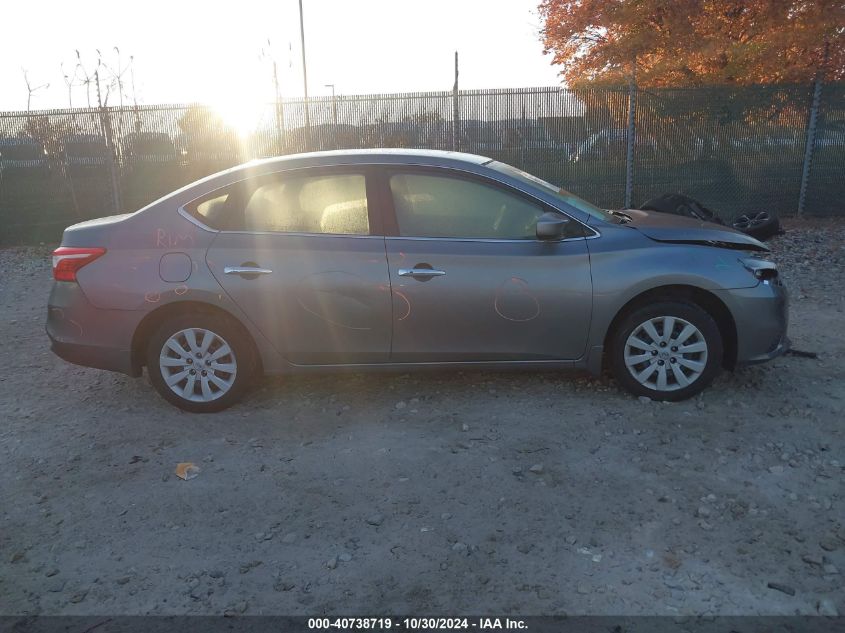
[1,83,842,245]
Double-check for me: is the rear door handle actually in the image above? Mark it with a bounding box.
[398,268,446,278]
[224,265,273,277]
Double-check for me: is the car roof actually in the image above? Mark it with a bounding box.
[146,148,498,214]
[241,148,493,170]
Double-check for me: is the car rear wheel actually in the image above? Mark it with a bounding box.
[611,301,723,401]
[146,312,256,413]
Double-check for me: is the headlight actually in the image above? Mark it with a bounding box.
[740,257,778,282]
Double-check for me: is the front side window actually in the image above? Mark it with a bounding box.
[487,161,615,223]
[389,172,545,239]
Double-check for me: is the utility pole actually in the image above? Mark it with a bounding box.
[299,0,311,148]
[261,39,286,155]
[452,51,460,151]
[325,84,337,126]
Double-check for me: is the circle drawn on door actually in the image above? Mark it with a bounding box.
[494,277,540,322]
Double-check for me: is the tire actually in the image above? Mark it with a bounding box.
[610,301,723,402]
[731,211,782,241]
[146,312,257,413]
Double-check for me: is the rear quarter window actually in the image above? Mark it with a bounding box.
[185,190,232,230]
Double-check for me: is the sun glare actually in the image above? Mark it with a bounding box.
[211,97,267,139]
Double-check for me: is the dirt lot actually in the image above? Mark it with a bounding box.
[1,218,843,617]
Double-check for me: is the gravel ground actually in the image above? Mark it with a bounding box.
[1,218,843,617]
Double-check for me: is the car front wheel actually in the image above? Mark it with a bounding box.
[610,301,723,401]
[146,312,256,413]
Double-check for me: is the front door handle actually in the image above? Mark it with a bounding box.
[224,265,273,278]
[398,267,446,278]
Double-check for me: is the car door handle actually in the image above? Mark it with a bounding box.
[224,266,273,276]
[398,268,446,278]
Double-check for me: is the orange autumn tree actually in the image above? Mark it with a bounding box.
[538,0,845,87]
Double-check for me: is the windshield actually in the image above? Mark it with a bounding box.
[487,160,616,223]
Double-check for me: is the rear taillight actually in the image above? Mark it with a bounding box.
[52,247,106,282]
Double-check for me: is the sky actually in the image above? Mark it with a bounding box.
[1,0,563,118]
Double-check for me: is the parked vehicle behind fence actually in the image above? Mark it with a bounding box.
[571,128,659,162]
[0,137,49,175]
[61,134,110,172]
[121,132,177,165]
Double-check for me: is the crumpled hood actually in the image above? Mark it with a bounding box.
[622,208,769,252]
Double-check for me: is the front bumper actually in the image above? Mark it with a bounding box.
[738,336,790,366]
[715,278,789,367]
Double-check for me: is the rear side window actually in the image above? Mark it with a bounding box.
[243,174,368,234]
[192,192,230,227]
[184,172,369,235]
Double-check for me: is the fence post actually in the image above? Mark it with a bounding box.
[624,78,637,209]
[798,78,823,216]
[452,51,460,152]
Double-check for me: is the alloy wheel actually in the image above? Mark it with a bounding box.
[623,316,708,392]
[159,328,237,402]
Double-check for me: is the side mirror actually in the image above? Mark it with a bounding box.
[536,212,570,240]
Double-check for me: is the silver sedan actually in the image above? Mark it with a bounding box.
[47,149,789,412]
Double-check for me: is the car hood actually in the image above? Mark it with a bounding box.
[620,208,769,252]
